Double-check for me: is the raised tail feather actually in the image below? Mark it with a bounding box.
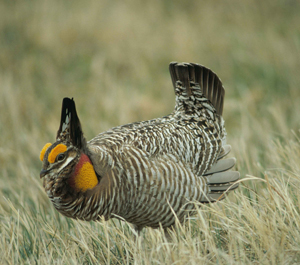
[169,62,225,115]
[202,144,240,202]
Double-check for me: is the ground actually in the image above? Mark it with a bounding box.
[1,0,300,264]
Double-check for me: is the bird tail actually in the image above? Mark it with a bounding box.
[169,63,239,202]
[169,62,225,116]
[202,144,240,202]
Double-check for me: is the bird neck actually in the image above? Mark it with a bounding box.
[68,153,99,192]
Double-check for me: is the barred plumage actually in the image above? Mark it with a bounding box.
[40,62,239,232]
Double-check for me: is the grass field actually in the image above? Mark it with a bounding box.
[1,0,300,264]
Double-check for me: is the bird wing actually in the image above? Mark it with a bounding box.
[111,145,215,227]
[88,138,238,228]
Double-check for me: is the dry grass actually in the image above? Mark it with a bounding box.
[1,0,300,264]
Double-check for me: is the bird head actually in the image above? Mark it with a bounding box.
[39,98,98,198]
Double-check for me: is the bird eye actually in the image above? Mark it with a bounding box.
[56,153,65,161]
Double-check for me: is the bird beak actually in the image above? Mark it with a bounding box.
[40,169,49,179]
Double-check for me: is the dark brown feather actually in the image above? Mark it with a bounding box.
[169,62,225,115]
[57,98,86,149]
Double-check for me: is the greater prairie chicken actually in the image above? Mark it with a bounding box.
[40,62,239,233]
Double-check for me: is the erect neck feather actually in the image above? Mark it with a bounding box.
[68,153,98,192]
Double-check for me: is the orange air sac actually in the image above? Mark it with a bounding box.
[68,153,98,192]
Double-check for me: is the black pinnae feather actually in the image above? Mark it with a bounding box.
[57,98,85,149]
[57,98,70,139]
